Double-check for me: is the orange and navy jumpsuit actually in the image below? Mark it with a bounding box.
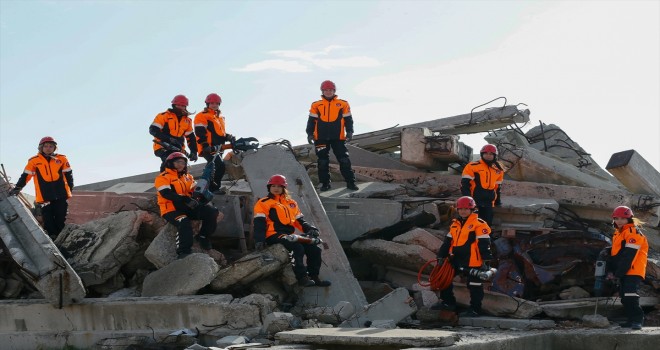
[607,223,648,324]
[194,108,229,190]
[155,168,218,255]
[461,159,504,225]
[149,109,197,170]
[253,194,321,280]
[436,212,493,312]
[306,95,355,185]
[15,153,74,238]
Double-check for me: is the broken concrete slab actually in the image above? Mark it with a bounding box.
[320,196,403,241]
[240,144,367,309]
[0,182,85,307]
[304,301,356,325]
[538,297,659,320]
[452,284,543,319]
[66,191,157,224]
[209,244,290,292]
[141,253,220,296]
[339,287,417,328]
[458,316,555,329]
[59,210,148,286]
[351,239,436,273]
[294,144,420,172]
[392,227,442,253]
[493,196,559,229]
[351,104,529,153]
[606,149,660,197]
[276,327,456,348]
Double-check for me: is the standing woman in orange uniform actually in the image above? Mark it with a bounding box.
[460,144,504,226]
[10,136,74,239]
[194,93,233,193]
[606,206,648,330]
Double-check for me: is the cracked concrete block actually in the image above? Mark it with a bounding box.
[262,312,299,334]
[392,227,442,253]
[339,287,417,328]
[209,244,290,291]
[351,239,436,273]
[141,253,219,296]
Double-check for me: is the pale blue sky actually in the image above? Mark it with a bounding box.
[1,0,658,196]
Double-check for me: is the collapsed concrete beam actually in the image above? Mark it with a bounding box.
[240,145,368,310]
[0,179,86,307]
[606,150,660,197]
[351,105,530,152]
[294,144,420,171]
[401,127,472,170]
[276,327,455,348]
[349,167,660,226]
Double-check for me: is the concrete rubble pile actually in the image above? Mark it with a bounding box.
[1,103,659,349]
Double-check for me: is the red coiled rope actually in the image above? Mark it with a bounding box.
[418,258,455,291]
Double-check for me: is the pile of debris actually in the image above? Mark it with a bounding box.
[0,103,659,349]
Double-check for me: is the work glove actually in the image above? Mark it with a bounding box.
[345,132,353,142]
[306,228,320,238]
[182,196,199,210]
[168,137,183,149]
[255,242,266,251]
[188,152,198,162]
[307,135,314,145]
[8,187,22,196]
[203,145,215,155]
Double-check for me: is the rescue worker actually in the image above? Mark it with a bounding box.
[194,93,233,193]
[9,136,74,239]
[431,196,493,317]
[604,206,648,330]
[460,144,504,226]
[150,94,198,172]
[154,152,219,259]
[253,174,331,287]
[306,80,358,191]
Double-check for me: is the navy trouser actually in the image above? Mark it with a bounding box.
[266,234,322,280]
[314,140,355,185]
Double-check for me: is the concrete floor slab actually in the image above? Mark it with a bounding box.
[457,316,555,329]
[276,327,456,347]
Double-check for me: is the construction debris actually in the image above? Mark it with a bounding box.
[1,104,659,349]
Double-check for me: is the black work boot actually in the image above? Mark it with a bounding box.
[195,235,212,250]
[430,302,456,311]
[320,183,331,191]
[346,182,358,190]
[459,308,481,318]
[310,275,331,287]
[297,276,316,287]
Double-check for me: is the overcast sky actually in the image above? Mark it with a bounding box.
[1,0,658,196]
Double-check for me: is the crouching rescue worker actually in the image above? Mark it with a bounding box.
[431,196,493,317]
[154,152,219,259]
[150,94,198,172]
[604,206,648,330]
[10,136,74,239]
[253,174,331,287]
[460,144,504,226]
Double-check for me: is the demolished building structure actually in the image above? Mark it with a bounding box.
[0,103,659,349]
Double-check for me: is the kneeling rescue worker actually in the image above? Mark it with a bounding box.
[253,174,331,287]
[431,196,493,317]
[154,152,219,259]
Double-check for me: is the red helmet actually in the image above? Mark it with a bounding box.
[166,152,188,163]
[456,196,477,209]
[267,174,288,187]
[320,80,336,91]
[39,136,57,146]
[480,144,498,155]
[171,94,189,106]
[612,206,634,218]
[205,93,222,104]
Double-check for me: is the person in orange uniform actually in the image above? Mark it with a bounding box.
[150,94,198,172]
[432,196,493,317]
[604,206,648,330]
[194,93,233,193]
[10,136,74,239]
[154,152,219,259]
[460,144,504,226]
[306,80,358,191]
[253,174,331,287]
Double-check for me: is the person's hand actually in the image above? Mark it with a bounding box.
[307,135,314,145]
[168,137,182,149]
[306,228,320,238]
[203,145,216,155]
[345,132,353,142]
[255,242,265,251]
[8,187,21,196]
[183,197,199,209]
[188,152,198,162]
